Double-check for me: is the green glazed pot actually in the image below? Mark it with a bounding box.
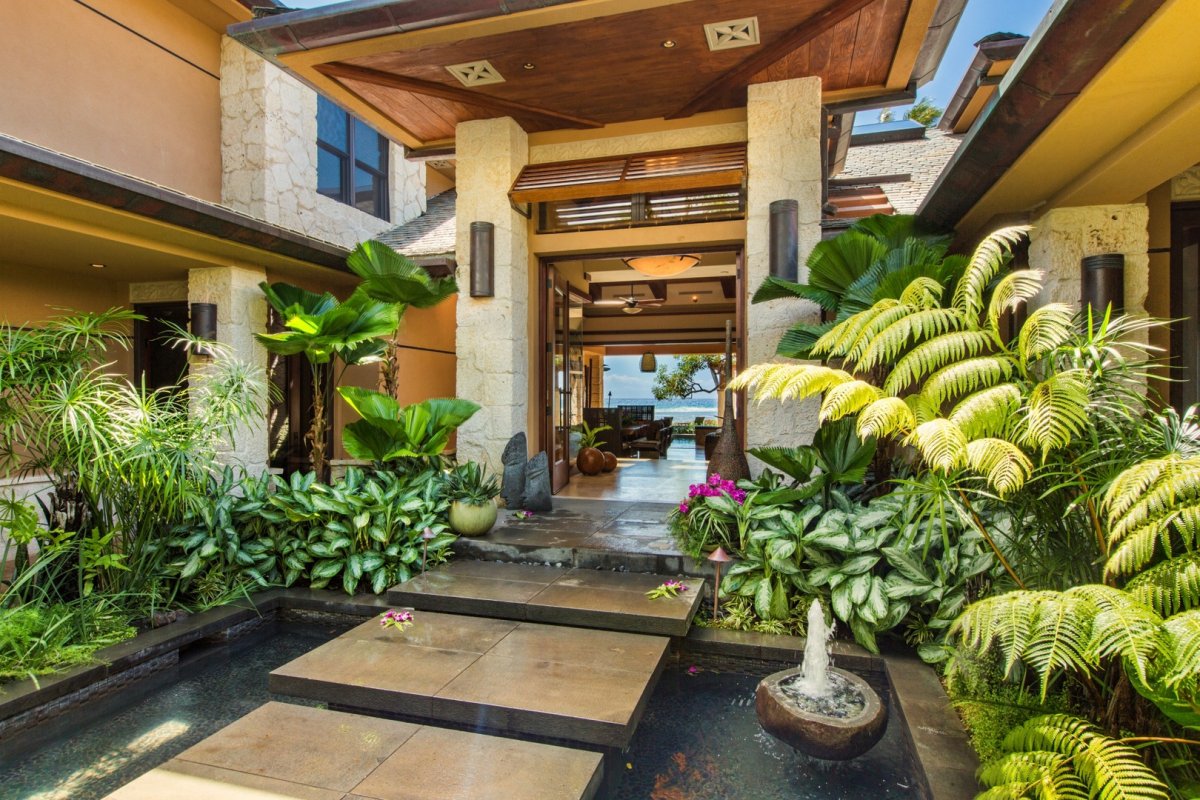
[449,498,498,536]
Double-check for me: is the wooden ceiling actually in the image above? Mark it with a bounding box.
[256,0,937,148]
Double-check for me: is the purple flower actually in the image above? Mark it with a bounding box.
[380,609,415,631]
[678,502,689,515]
[687,665,700,676]
[708,474,722,487]
[664,579,687,592]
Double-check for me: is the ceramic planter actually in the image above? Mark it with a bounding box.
[449,498,498,536]
[601,451,617,472]
[576,446,605,475]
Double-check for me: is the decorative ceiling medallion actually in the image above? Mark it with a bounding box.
[703,17,761,52]
[445,60,505,87]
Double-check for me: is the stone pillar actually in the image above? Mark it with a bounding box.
[453,117,530,465]
[744,77,824,454]
[1028,204,1150,318]
[188,266,269,474]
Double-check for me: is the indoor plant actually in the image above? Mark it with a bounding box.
[444,462,501,536]
[575,421,613,476]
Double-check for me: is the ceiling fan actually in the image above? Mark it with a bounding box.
[592,284,666,314]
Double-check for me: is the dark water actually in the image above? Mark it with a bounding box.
[605,663,918,800]
[0,619,348,800]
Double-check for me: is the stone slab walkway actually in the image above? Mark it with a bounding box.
[269,611,669,748]
[455,498,710,575]
[389,560,706,636]
[105,702,603,800]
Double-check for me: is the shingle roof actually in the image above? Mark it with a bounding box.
[837,129,963,215]
[374,189,456,256]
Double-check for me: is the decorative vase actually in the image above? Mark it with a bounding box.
[576,447,605,475]
[601,451,617,472]
[448,498,498,536]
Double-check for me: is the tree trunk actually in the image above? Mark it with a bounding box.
[307,361,329,480]
[381,332,399,398]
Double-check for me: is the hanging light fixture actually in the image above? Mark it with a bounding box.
[622,253,701,277]
[640,352,657,372]
[622,304,643,315]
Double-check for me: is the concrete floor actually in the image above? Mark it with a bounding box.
[556,444,707,502]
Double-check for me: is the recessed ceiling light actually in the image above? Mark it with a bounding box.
[661,39,677,48]
[522,62,536,70]
[691,295,699,303]
[90,263,105,269]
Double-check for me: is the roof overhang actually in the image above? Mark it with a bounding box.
[919,0,1198,239]
[228,0,966,150]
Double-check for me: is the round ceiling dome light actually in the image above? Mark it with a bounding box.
[661,39,677,48]
[522,62,536,70]
[622,253,700,277]
[622,305,644,315]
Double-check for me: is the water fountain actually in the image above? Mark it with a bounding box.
[755,601,887,760]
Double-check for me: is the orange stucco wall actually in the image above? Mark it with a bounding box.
[0,0,225,201]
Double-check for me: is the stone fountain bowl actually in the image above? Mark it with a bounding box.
[755,666,887,761]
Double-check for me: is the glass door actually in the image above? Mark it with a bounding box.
[545,267,570,492]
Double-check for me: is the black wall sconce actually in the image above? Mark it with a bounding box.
[190,302,217,356]
[470,221,495,297]
[1081,253,1124,318]
[769,199,799,282]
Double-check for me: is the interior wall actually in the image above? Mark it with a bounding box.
[0,0,226,201]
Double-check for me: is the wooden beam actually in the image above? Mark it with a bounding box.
[668,0,877,119]
[315,62,604,130]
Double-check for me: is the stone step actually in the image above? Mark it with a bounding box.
[269,611,669,749]
[105,701,603,800]
[389,560,706,637]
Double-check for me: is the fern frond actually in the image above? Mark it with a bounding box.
[949,384,1023,440]
[899,276,946,308]
[978,751,1087,800]
[1019,371,1090,455]
[923,356,1015,408]
[842,304,917,364]
[732,364,852,404]
[1104,454,1200,578]
[857,397,916,440]
[1126,552,1200,616]
[1018,304,1077,362]
[986,270,1045,333]
[819,380,882,422]
[1001,715,1169,800]
[907,392,940,425]
[812,300,901,358]
[953,226,1030,320]
[1160,608,1200,689]
[966,438,1033,498]
[885,330,997,395]
[1072,585,1164,686]
[857,308,964,371]
[908,418,968,473]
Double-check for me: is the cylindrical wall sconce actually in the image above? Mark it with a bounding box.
[1081,253,1124,317]
[190,302,217,357]
[640,352,657,373]
[769,199,799,282]
[470,221,495,297]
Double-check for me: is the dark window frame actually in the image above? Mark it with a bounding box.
[317,96,390,221]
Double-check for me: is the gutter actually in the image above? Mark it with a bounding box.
[937,34,1028,132]
[0,134,349,271]
[917,0,1163,232]
[228,0,590,61]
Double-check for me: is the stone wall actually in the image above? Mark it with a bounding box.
[1028,204,1150,320]
[220,37,425,249]
[454,117,531,466]
[744,77,824,454]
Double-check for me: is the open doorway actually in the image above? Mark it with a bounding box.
[539,247,743,498]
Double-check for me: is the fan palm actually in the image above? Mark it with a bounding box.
[257,283,399,477]
[338,386,479,467]
[346,241,458,398]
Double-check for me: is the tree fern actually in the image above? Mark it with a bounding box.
[953,226,1029,321]
[949,384,1023,440]
[1019,372,1091,456]
[819,380,882,423]
[965,439,1033,499]
[1125,551,1200,616]
[1104,454,1200,580]
[1017,304,1078,362]
[1160,608,1200,691]
[858,308,965,371]
[922,357,1014,409]
[986,270,1045,333]
[979,715,1170,800]
[909,418,969,473]
[886,330,998,394]
[857,397,916,440]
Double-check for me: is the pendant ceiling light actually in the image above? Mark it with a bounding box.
[640,352,658,372]
[622,253,701,277]
[622,305,643,315]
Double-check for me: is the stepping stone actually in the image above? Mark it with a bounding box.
[269,611,668,748]
[104,701,603,800]
[389,561,706,636]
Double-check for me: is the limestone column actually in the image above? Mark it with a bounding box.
[453,117,530,465]
[1028,204,1150,317]
[188,266,269,474]
[744,77,824,454]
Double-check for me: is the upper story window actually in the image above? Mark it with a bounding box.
[317,96,389,220]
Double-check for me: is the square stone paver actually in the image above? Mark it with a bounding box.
[105,702,603,800]
[388,563,705,636]
[270,612,669,748]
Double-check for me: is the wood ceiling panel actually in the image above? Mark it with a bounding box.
[342,0,893,124]
[844,0,907,87]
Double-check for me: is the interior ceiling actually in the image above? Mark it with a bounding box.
[304,0,916,146]
[553,251,738,317]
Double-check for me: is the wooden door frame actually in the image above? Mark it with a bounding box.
[1170,201,1200,411]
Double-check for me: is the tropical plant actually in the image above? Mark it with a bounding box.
[905,97,943,127]
[445,461,500,506]
[749,418,877,506]
[345,240,459,398]
[652,355,726,415]
[338,388,480,469]
[0,599,135,682]
[577,420,613,450]
[257,282,399,477]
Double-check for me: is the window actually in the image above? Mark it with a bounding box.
[316,96,389,220]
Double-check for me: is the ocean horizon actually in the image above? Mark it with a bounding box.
[608,396,718,416]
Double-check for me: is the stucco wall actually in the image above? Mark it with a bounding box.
[220,37,426,249]
[0,0,226,201]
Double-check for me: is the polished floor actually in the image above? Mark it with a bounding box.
[557,442,707,502]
